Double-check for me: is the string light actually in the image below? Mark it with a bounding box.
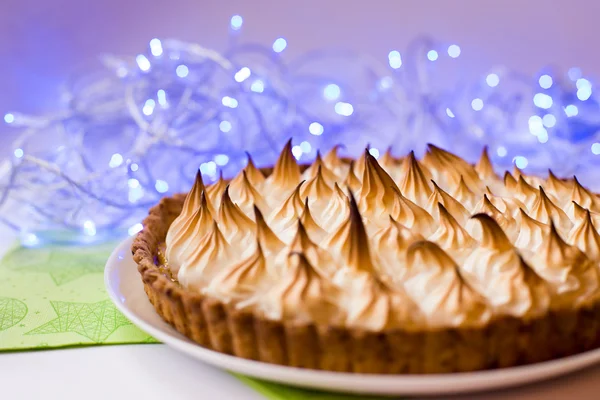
[3,20,600,242]
[447,44,461,58]
[272,38,287,53]
[486,73,500,87]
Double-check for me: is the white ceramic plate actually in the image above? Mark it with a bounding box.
[105,237,600,396]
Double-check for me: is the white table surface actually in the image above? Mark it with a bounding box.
[2,227,600,400]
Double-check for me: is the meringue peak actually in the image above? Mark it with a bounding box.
[300,198,327,240]
[302,165,334,199]
[471,213,513,251]
[289,221,317,252]
[530,186,572,232]
[399,151,432,205]
[568,208,600,260]
[345,160,362,192]
[254,205,285,254]
[244,152,266,186]
[431,203,475,249]
[302,151,339,184]
[504,171,517,191]
[270,139,301,189]
[475,146,496,180]
[218,185,255,240]
[390,187,436,236]
[427,180,470,223]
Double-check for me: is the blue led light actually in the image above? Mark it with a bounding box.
[486,73,500,87]
[533,93,553,109]
[155,180,169,193]
[219,121,232,132]
[149,38,163,57]
[471,98,484,111]
[538,74,553,89]
[250,80,264,93]
[513,156,528,169]
[14,148,24,158]
[4,113,15,124]
[272,38,287,53]
[176,65,189,78]
[388,50,402,69]
[334,102,354,116]
[323,84,341,101]
[230,15,243,30]
[427,50,439,61]
[447,44,461,58]
[136,55,151,72]
[309,122,324,136]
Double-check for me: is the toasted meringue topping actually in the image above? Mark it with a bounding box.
[316,182,350,231]
[452,176,478,212]
[167,141,600,330]
[471,194,515,240]
[426,181,470,225]
[475,147,496,181]
[165,191,214,273]
[206,171,228,211]
[268,181,306,233]
[205,240,268,302]
[373,217,423,283]
[514,208,549,251]
[254,205,285,256]
[228,170,268,218]
[298,199,327,242]
[423,144,481,191]
[218,186,255,243]
[514,176,539,209]
[345,160,362,193]
[463,214,550,318]
[545,169,572,200]
[529,187,572,234]
[503,171,517,193]
[165,171,207,249]
[399,151,432,206]
[429,204,475,253]
[570,176,600,212]
[529,223,598,307]
[390,188,436,237]
[568,209,600,260]
[322,144,349,177]
[178,221,231,289]
[243,152,266,187]
[301,165,334,205]
[302,151,340,185]
[324,193,376,273]
[267,139,301,195]
[404,241,490,327]
[259,252,340,324]
[359,151,399,220]
[346,275,415,330]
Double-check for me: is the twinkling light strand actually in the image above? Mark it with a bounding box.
[2,19,599,244]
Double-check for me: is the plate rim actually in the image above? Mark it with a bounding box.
[105,236,600,396]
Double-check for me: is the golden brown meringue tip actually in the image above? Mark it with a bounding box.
[270,138,301,186]
[504,171,517,190]
[475,146,496,179]
[399,150,432,205]
[302,165,334,199]
[471,213,513,251]
[289,220,316,252]
[345,160,362,191]
[254,204,285,250]
[406,240,459,272]
[244,151,265,185]
[322,144,346,168]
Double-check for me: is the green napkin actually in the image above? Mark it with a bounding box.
[0,242,394,399]
[0,242,156,350]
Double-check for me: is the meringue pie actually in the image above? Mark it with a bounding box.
[133,141,600,374]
